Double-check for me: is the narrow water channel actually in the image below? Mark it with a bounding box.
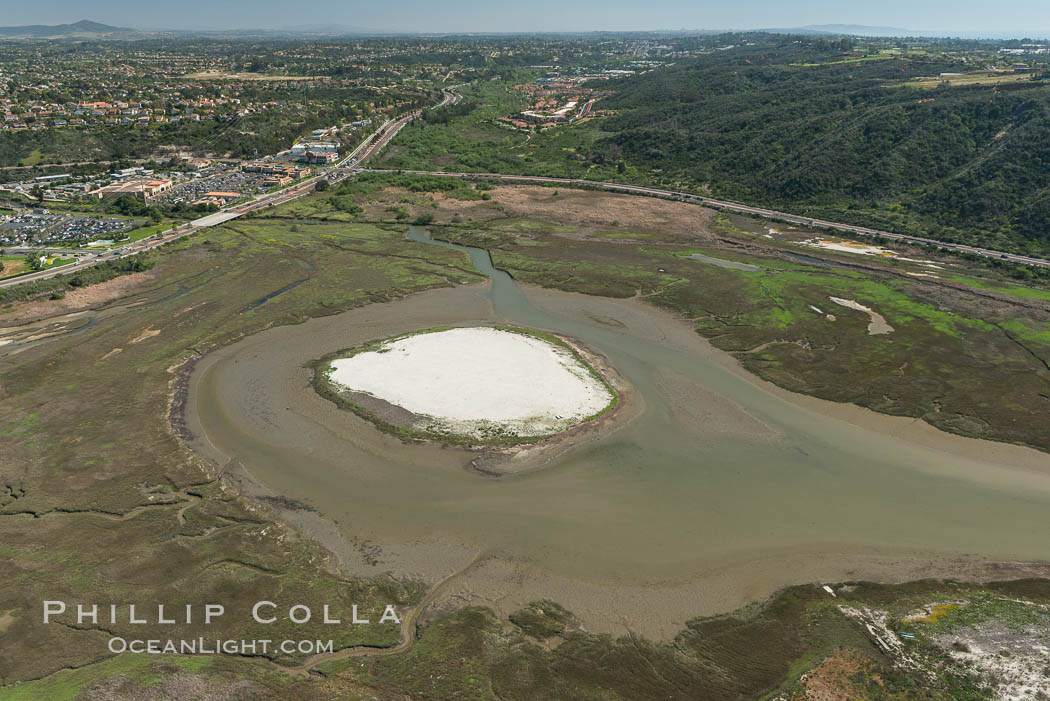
[403,225,1050,563]
[188,226,1050,629]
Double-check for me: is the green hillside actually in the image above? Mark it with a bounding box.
[592,41,1050,255]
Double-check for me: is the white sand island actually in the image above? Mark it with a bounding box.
[325,327,616,441]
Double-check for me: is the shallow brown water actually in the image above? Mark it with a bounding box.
[186,230,1050,637]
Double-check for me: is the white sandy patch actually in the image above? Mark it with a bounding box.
[804,238,899,257]
[829,297,894,335]
[844,601,1050,700]
[0,609,15,633]
[130,326,161,344]
[948,640,1050,701]
[328,327,613,438]
[899,258,946,269]
[806,240,953,274]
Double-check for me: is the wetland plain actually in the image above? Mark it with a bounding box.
[6,183,1050,698]
[185,227,1050,639]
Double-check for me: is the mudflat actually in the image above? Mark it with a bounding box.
[186,271,1050,640]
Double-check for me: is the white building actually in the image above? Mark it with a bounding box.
[290,141,339,156]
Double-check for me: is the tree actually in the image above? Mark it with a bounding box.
[314,180,330,192]
[30,185,45,203]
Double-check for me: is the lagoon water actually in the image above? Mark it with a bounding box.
[188,226,1050,635]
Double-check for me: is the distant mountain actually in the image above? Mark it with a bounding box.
[756,24,1050,40]
[798,24,915,36]
[284,23,392,35]
[929,29,1050,40]
[755,24,914,37]
[0,19,137,39]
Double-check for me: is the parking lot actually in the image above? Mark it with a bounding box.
[154,169,270,205]
[0,211,141,246]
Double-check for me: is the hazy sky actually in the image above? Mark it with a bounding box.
[5,0,1050,34]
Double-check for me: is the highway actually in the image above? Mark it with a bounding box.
[0,88,459,290]
[361,169,1050,270]
[8,81,1043,291]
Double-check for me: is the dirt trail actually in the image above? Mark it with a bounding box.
[276,551,490,676]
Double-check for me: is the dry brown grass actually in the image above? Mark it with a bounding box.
[428,185,716,241]
[0,260,28,279]
[0,270,157,324]
[791,652,873,701]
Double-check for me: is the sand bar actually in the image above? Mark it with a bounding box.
[829,296,894,334]
[327,327,613,437]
